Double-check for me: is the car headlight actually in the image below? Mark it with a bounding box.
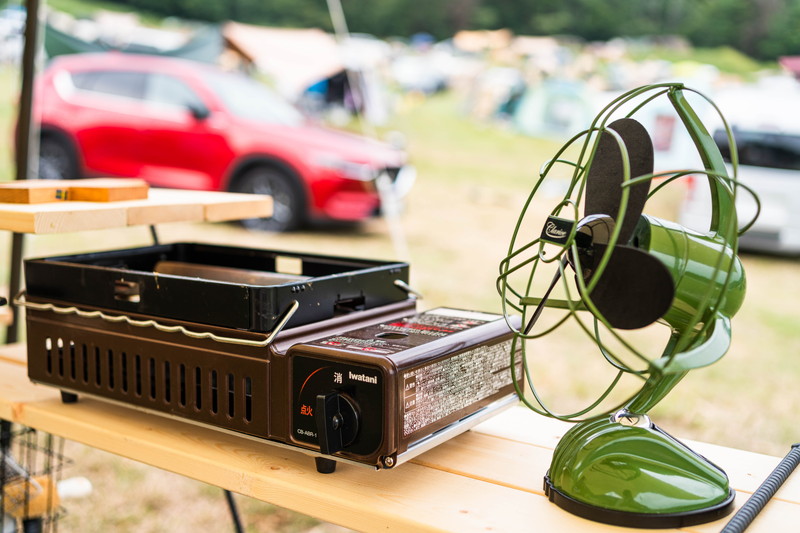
[314,156,377,182]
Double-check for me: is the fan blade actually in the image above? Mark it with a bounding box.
[583,244,674,330]
[584,118,654,243]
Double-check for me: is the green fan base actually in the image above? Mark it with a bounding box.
[545,415,735,528]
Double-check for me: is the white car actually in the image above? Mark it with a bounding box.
[679,127,800,255]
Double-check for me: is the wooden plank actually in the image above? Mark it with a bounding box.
[0,179,148,203]
[690,500,798,533]
[0,357,796,532]
[123,190,205,226]
[412,425,800,528]
[30,202,129,233]
[0,181,70,204]
[11,389,796,533]
[0,342,27,365]
[66,178,150,202]
[125,202,204,225]
[125,189,271,225]
[203,192,272,222]
[0,189,271,232]
[472,406,800,504]
[0,360,647,531]
[146,190,272,222]
[683,439,800,505]
[0,362,58,421]
[414,430,798,532]
[12,394,633,533]
[472,404,568,448]
[0,201,128,233]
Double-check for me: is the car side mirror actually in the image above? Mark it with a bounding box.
[188,103,210,121]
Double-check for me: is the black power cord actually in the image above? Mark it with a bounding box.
[720,443,800,533]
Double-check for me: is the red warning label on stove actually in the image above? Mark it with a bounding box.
[308,308,503,355]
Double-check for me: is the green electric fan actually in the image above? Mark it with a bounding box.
[497,83,759,528]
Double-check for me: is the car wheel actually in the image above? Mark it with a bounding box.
[38,135,78,180]
[232,166,305,232]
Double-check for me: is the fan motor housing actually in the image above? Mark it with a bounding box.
[636,215,745,331]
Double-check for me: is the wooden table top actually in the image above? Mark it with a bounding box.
[0,343,797,532]
[0,188,272,233]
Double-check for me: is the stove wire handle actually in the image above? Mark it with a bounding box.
[13,291,299,348]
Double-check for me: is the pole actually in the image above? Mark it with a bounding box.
[6,0,42,343]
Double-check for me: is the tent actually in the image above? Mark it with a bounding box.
[222,22,343,99]
[44,22,224,64]
[511,79,594,140]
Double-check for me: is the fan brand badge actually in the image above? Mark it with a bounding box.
[540,216,574,245]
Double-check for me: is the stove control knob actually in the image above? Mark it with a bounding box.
[315,391,360,455]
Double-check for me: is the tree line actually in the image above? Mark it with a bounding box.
[112,0,800,61]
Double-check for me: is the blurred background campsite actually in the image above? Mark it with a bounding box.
[2,0,800,531]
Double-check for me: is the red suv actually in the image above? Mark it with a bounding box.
[32,52,415,231]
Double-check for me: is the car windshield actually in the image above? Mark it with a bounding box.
[714,129,800,171]
[202,70,304,126]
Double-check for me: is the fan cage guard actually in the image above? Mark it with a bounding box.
[497,83,760,422]
[1,426,70,532]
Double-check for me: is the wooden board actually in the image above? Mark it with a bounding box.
[123,196,205,226]
[0,361,58,421]
[0,189,272,233]
[471,406,800,502]
[204,192,273,221]
[142,189,273,222]
[0,344,796,532]
[0,181,70,204]
[0,343,26,364]
[0,201,129,233]
[0,179,149,204]
[64,178,150,202]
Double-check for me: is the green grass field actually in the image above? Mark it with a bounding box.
[0,66,18,182]
[1,45,798,532]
